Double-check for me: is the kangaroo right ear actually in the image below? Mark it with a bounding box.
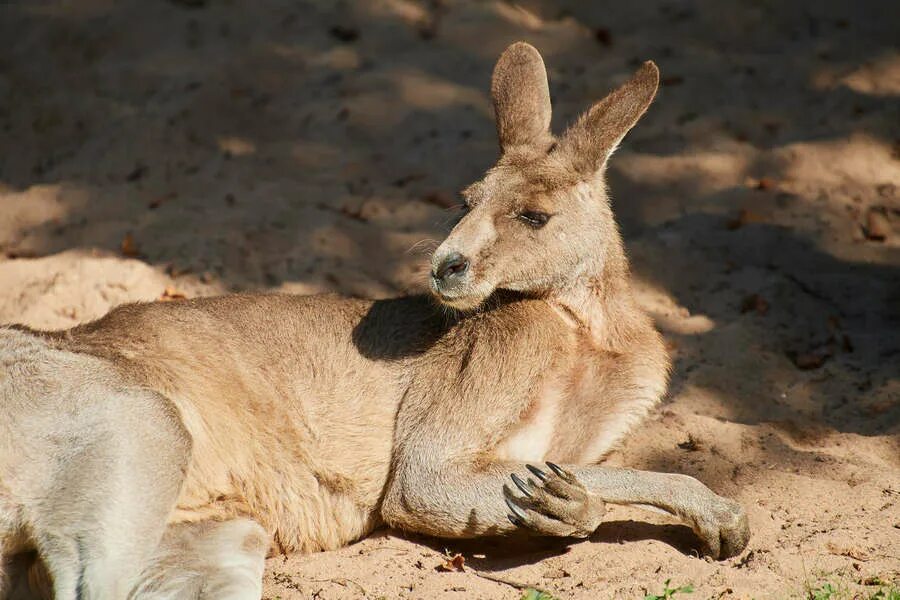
[491,42,553,153]
[560,61,659,175]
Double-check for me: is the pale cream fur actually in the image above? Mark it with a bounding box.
[0,43,749,599]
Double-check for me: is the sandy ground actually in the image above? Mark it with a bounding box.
[1,0,898,598]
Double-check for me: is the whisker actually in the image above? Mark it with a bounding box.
[405,238,440,255]
[436,212,465,229]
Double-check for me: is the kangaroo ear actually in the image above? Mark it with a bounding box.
[491,42,552,153]
[561,61,659,175]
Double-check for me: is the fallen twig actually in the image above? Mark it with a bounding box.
[471,568,550,594]
[310,577,368,597]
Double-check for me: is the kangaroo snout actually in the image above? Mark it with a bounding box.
[430,251,471,301]
[429,245,494,310]
[432,252,470,285]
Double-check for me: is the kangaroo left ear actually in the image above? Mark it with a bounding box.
[560,61,659,175]
[491,42,553,153]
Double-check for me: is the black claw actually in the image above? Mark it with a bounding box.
[546,461,576,481]
[526,464,549,481]
[510,473,533,497]
[545,461,565,477]
[507,514,524,527]
[504,495,529,521]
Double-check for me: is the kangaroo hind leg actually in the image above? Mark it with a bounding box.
[1,330,192,599]
[31,387,189,599]
[130,518,270,600]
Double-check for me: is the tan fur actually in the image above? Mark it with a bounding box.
[0,43,748,599]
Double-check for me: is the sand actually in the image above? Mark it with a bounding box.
[1,1,897,598]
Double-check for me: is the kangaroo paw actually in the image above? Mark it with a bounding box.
[503,463,606,538]
[685,494,750,559]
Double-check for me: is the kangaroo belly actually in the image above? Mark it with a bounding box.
[32,294,432,553]
[161,373,398,554]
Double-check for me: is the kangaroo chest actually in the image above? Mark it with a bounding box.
[492,347,622,465]
[493,376,565,464]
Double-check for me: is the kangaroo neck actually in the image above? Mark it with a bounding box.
[546,249,636,351]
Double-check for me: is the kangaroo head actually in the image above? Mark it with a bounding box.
[430,42,659,311]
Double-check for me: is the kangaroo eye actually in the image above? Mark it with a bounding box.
[517,211,550,229]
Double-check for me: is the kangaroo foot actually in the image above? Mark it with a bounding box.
[503,462,606,538]
[642,473,750,559]
[681,489,749,559]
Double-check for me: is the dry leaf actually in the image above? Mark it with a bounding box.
[148,192,176,210]
[542,567,571,579]
[678,435,702,451]
[436,553,465,572]
[159,286,188,302]
[827,542,870,561]
[743,176,776,191]
[756,177,776,191]
[726,209,763,230]
[864,207,890,241]
[120,233,140,257]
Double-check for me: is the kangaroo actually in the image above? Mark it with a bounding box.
[0,42,749,599]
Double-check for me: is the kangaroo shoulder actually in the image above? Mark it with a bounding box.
[437,298,576,371]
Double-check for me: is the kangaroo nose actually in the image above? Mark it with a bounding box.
[433,253,470,283]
